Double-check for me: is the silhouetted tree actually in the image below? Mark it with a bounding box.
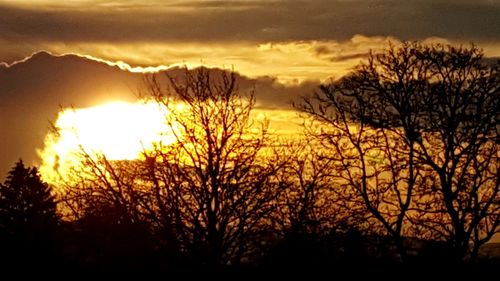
[0,159,59,267]
[274,143,360,236]
[142,68,287,267]
[410,44,499,262]
[299,42,500,263]
[299,80,420,261]
[65,201,159,273]
[59,68,288,269]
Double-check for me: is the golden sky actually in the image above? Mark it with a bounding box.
[2,0,500,175]
[1,0,500,83]
[1,0,499,245]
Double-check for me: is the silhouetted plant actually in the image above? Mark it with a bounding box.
[44,43,499,270]
[67,201,159,273]
[299,42,500,263]
[0,159,59,267]
[273,143,362,236]
[58,68,289,269]
[141,68,288,267]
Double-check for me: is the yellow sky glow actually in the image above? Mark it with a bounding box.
[3,36,500,85]
[38,101,174,183]
[38,100,303,184]
[0,36,434,84]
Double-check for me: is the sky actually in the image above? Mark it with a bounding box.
[1,0,500,83]
[1,0,500,175]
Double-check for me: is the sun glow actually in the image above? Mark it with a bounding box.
[38,101,176,184]
[38,99,305,185]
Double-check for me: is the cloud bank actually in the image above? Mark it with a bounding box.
[0,51,316,177]
[2,0,500,43]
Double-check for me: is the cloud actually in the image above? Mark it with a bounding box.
[3,1,500,84]
[0,51,140,176]
[0,36,415,84]
[3,0,500,83]
[1,0,500,44]
[0,51,316,177]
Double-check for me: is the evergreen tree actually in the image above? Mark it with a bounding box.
[0,159,59,266]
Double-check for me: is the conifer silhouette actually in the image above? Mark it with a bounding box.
[0,160,59,268]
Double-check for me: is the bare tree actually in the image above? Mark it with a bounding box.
[299,42,500,263]
[298,93,419,262]
[410,44,500,262]
[58,68,288,268]
[142,68,288,266]
[273,142,359,237]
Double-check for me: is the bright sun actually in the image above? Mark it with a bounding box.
[38,101,175,184]
[38,100,304,185]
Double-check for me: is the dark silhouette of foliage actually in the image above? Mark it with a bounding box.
[273,143,363,237]
[0,159,59,269]
[28,43,499,273]
[58,68,288,269]
[143,68,288,268]
[61,202,161,273]
[299,42,500,263]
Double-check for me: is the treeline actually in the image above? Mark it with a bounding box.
[0,42,499,274]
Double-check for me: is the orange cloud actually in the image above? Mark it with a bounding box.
[3,36,497,85]
[2,36,474,84]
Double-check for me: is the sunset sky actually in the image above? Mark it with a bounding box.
[2,0,500,82]
[1,0,500,176]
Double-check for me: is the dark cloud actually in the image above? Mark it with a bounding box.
[314,45,369,62]
[0,51,139,177]
[0,0,499,45]
[329,53,369,62]
[0,51,316,177]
